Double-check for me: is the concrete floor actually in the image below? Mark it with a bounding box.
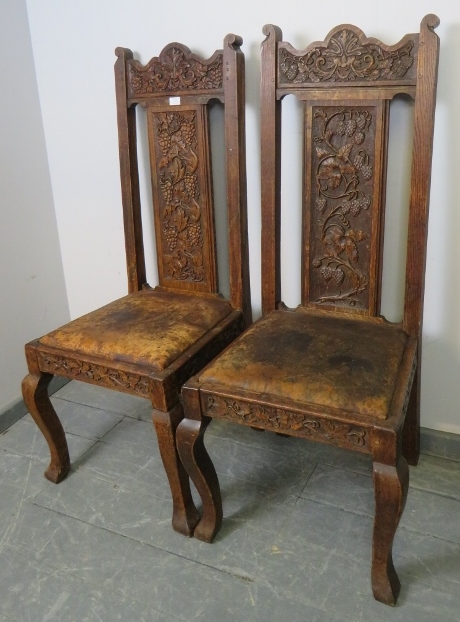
[1,380,460,621]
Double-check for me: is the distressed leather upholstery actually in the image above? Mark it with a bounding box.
[40,290,233,371]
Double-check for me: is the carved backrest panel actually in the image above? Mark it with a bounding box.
[260,17,440,327]
[303,100,388,313]
[148,104,217,291]
[115,37,251,322]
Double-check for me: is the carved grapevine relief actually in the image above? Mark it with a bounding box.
[205,395,368,451]
[129,47,223,95]
[154,110,206,282]
[39,354,149,397]
[279,30,414,83]
[310,107,374,307]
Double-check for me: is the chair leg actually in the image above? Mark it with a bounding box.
[152,404,200,537]
[21,373,70,483]
[176,416,222,543]
[402,370,420,466]
[372,456,409,605]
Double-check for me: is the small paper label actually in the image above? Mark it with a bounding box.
[169,97,181,106]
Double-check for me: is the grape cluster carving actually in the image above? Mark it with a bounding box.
[312,108,373,306]
[156,111,205,282]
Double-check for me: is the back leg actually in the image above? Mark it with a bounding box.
[22,372,70,483]
[402,369,420,466]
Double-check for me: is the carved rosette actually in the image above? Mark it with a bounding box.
[38,353,149,397]
[279,30,414,84]
[309,106,375,308]
[129,47,223,95]
[154,110,206,282]
[204,395,369,452]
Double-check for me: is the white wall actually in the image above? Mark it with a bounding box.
[0,0,70,413]
[25,0,460,434]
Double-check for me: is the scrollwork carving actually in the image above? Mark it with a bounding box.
[279,31,414,84]
[38,353,149,397]
[204,395,369,451]
[129,47,223,95]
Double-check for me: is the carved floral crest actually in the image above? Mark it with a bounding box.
[129,47,223,95]
[279,30,414,83]
[155,110,205,282]
[311,107,374,307]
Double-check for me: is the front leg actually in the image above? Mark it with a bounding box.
[152,403,200,537]
[21,372,70,483]
[372,455,409,605]
[177,382,222,542]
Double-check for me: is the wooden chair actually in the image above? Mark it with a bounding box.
[177,16,439,604]
[22,34,251,538]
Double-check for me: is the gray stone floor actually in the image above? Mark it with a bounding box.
[1,381,460,621]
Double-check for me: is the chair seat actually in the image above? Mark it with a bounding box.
[39,290,233,371]
[198,309,409,419]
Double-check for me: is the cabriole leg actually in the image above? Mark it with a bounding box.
[176,416,222,542]
[21,373,70,483]
[152,403,200,536]
[372,455,409,605]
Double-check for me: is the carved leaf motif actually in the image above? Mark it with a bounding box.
[39,354,149,397]
[129,48,223,95]
[204,395,369,452]
[279,32,414,84]
[337,143,354,160]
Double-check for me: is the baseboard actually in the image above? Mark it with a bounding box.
[420,427,460,463]
[0,377,70,434]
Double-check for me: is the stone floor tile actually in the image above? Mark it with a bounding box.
[277,497,373,561]
[8,505,291,622]
[409,453,460,500]
[300,463,374,515]
[0,448,51,496]
[203,434,317,496]
[23,397,124,441]
[256,534,460,622]
[98,416,157,448]
[0,418,95,465]
[402,488,460,543]
[395,529,460,593]
[207,420,373,475]
[28,470,278,579]
[54,380,152,421]
[0,542,179,622]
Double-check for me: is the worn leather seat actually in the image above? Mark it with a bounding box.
[40,290,233,371]
[197,310,409,419]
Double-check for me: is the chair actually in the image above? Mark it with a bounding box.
[177,16,439,604]
[21,34,251,538]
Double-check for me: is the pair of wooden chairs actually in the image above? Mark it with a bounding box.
[23,16,440,605]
